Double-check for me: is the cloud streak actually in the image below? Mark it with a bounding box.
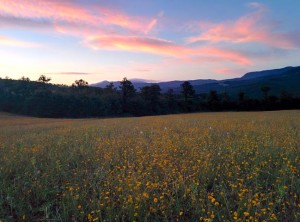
[187,3,299,49]
[84,36,189,57]
[0,0,158,34]
[84,35,251,65]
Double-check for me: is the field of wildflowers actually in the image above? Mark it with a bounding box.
[0,111,299,221]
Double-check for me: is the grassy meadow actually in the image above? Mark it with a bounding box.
[0,111,299,221]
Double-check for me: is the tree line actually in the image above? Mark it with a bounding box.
[0,75,299,118]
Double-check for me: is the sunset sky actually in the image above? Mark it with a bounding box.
[0,0,299,85]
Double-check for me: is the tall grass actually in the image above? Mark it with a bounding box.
[0,111,299,221]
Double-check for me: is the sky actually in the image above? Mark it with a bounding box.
[0,0,300,85]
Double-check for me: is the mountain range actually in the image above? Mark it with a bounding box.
[92,66,300,98]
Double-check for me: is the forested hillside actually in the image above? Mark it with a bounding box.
[93,66,300,98]
[0,73,299,118]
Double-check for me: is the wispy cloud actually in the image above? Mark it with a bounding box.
[0,0,158,34]
[0,0,101,26]
[84,35,189,57]
[84,35,251,65]
[187,2,299,49]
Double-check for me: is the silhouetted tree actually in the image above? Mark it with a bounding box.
[141,84,161,114]
[220,92,232,110]
[165,88,178,113]
[181,81,195,102]
[72,79,88,88]
[119,77,136,113]
[239,91,245,102]
[261,85,272,110]
[207,90,220,111]
[104,82,116,93]
[180,81,195,111]
[19,76,30,82]
[261,86,270,100]
[38,75,51,83]
[280,90,293,109]
[102,82,121,115]
[238,91,246,110]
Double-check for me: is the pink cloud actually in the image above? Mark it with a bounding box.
[0,0,257,65]
[187,3,298,49]
[144,19,158,34]
[0,0,158,34]
[84,35,251,65]
[197,47,251,65]
[0,0,96,24]
[96,7,158,34]
[84,35,190,57]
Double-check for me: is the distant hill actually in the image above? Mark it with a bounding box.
[92,66,300,98]
[91,79,152,89]
[1,66,299,118]
[241,66,297,80]
[92,79,218,90]
[190,66,300,98]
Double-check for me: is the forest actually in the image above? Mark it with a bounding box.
[0,75,299,118]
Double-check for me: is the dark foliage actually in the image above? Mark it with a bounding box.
[0,77,299,118]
